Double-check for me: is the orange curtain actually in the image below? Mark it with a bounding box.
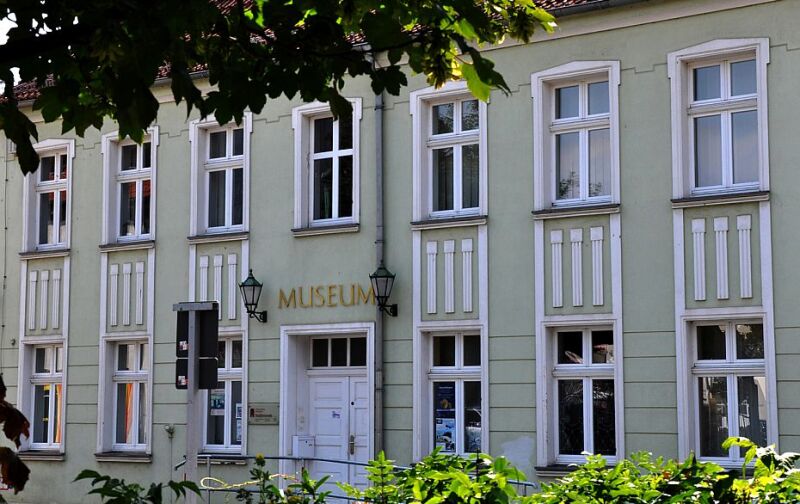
[125,383,134,443]
[54,384,63,444]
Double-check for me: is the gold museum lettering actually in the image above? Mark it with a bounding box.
[278,284,376,309]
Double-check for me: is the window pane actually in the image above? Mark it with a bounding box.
[142,142,152,169]
[350,337,366,367]
[35,347,52,374]
[39,193,54,244]
[697,325,726,360]
[208,170,226,227]
[231,340,243,368]
[592,379,615,455]
[698,376,728,457]
[216,340,226,369]
[40,156,55,181]
[338,114,352,150]
[121,144,137,171]
[232,128,244,156]
[206,382,225,445]
[463,335,481,367]
[736,323,764,359]
[55,346,63,372]
[138,382,147,445]
[59,155,67,180]
[33,384,50,443]
[117,343,135,371]
[209,131,226,159]
[432,148,454,211]
[732,110,758,185]
[589,129,611,197]
[694,115,722,188]
[588,81,609,115]
[557,331,583,364]
[312,339,328,367]
[694,65,721,101]
[59,191,67,242]
[230,381,242,445]
[737,376,767,446]
[116,383,134,444]
[232,168,243,226]
[141,180,151,235]
[462,100,479,131]
[731,59,756,96]
[556,132,580,200]
[464,381,482,452]
[119,182,136,237]
[556,86,579,119]
[314,117,333,153]
[313,158,333,220]
[432,103,454,135]
[338,155,353,218]
[558,380,584,455]
[139,343,150,370]
[433,336,455,367]
[591,330,614,364]
[461,144,479,209]
[433,382,456,452]
[331,338,347,366]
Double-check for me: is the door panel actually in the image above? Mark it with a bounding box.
[349,376,370,487]
[308,377,349,485]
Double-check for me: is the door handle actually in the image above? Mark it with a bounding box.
[348,434,355,455]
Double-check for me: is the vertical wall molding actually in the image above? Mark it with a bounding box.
[426,241,438,314]
[52,269,61,329]
[692,219,706,301]
[199,256,209,302]
[714,217,729,300]
[213,255,223,320]
[227,254,238,320]
[570,228,584,307]
[737,215,753,299]
[135,262,145,325]
[122,263,132,326]
[27,271,37,331]
[590,226,604,306]
[39,270,49,329]
[444,240,455,313]
[461,239,473,313]
[109,264,119,326]
[550,230,563,308]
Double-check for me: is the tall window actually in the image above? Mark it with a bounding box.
[30,344,63,449]
[552,328,616,460]
[205,337,243,452]
[117,141,153,239]
[206,126,244,230]
[112,342,149,451]
[35,152,69,247]
[428,333,482,454]
[310,115,354,223]
[428,98,481,216]
[692,321,767,461]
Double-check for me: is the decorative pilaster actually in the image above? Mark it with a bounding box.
[39,270,49,329]
[737,215,753,299]
[109,264,119,326]
[692,219,706,301]
[714,217,729,300]
[444,240,455,314]
[426,241,438,314]
[52,269,61,329]
[228,254,238,320]
[199,256,209,302]
[570,228,583,307]
[135,262,145,325]
[122,263,131,326]
[213,255,223,320]
[461,239,473,313]
[550,230,563,308]
[590,226,604,306]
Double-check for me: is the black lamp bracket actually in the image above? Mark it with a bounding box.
[248,310,268,323]
[380,304,398,317]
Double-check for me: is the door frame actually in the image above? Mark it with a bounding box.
[279,322,375,480]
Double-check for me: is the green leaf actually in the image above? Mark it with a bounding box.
[461,62,491,102]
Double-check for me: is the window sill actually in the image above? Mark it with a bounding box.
[532,203,620,220]
[99,240,155,252]
[671,190,769,209]
[198,453,248,465]
[187,231,249,244]
[534,464,579,477]
[19,248,71,259]
[411,215,487,230]
[292,223,359,237]
[95,451,152,463]
[18,450,65,462]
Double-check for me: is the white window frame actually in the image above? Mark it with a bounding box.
[110,341,150,452]
[309,335,368,368]
[101,128,159,244]
[189,113,251,236]
[26,343,65,451]
[21,139,75,252]
[410,81,487,221]
[667,39,769,199]
[531,61,620,211]
[202,336,244,453]
[681,317,776,465]
[292,99,362,230]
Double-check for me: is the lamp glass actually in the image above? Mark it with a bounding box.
[239,270,263,313]
[369,263,395,305]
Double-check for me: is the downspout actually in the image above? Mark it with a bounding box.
[374,90,385,454]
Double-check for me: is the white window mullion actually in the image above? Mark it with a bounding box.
[727,374,739,461]
[48,379,57,445]
[132,380,140,445]
[455,380,464,454]
[583,377,592,453]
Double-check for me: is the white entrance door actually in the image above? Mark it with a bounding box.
[308,374,369,488]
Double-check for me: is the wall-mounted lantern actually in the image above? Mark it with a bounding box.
[238,269,268,323]
[370,262,398,317]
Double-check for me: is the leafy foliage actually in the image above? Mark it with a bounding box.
[74,469,200,504]
[0,0,556,174]
[234,452,331,504]
[0,374,30,494]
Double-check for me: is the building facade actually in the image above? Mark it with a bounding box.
[0,0,798,501]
